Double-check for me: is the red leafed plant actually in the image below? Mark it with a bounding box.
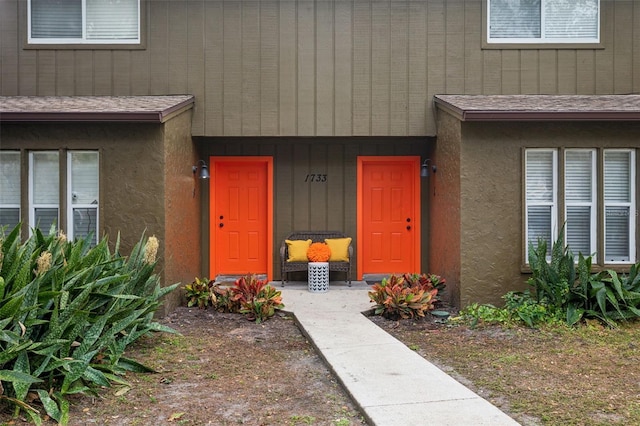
[307,242,332,262]
[212,274,284,323]
[368,274,441,320]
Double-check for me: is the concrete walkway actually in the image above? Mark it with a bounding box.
[275,280,521,426]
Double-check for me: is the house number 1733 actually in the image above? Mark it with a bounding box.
[305,174,327,182]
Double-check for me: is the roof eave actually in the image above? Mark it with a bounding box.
[460,111,640,121]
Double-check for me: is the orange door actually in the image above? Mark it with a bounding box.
[210,158,273,278]
[358,157,420,277]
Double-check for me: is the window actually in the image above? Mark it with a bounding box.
[565,149,597,260]
[68,151,99,244]
[28,0,140,45]
[525,149,557,259]
[604,150,636,263]
[525,148,637,265]
[488,0,600,44]
[0,152,21,233]
[29,151,60,236]
[0,150,100,244]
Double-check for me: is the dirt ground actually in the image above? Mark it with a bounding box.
[1,308,367,426]
[4,304,640,426]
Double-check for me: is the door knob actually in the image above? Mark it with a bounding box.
[406,225,411,230]
[219,223,224,228]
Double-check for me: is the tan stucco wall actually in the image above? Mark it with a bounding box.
[430,113,462,307]
[1,114,197,316]
[162,111,201,314]
[435,116,640,308]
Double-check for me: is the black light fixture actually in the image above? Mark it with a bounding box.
[193,160,210,179]
[421,159,436,178]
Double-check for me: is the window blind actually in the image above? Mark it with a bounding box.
[566,206,591,256]
[31,0,82,39]
[544,0,599,39]
[527,206,553,250]
[0,152,20,205]
[526,150,556,259]
[604,150,634,262]
[31,152,59,236]
[86,0,138,40]
[33,152,59,205]
[526,151,554,202]
[565,150,593,202]
[565,150,595,258]
[70,152,99,204]
[69,151,99,245]
[488,0,599,42]
[0,151,21,231]
[29,0,139,43]
[490,0,541,39]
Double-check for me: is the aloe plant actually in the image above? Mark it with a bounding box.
[0,225,178,425]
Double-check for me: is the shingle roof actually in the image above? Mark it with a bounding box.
[0,95,195,123]
[434,94,640,121]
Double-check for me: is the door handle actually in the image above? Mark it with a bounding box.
[406,225,411,230]
[219,223,224,228]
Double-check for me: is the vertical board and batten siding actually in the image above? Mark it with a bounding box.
[2,0,640,136]
[197,137,429,277]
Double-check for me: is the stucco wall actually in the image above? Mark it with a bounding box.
[0,119,196,316]
[430,112,462,307]
[162,110,200,314]
[456,120,640,307]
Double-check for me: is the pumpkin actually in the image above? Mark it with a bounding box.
[307,242,332,262]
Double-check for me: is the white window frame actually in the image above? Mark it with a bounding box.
[0,151,21,233]
[525,149,558,261]
[564,149,598,261]
[487,0,600,44]
[27,0,141,45]
[67,151,100,246]
[29,151,60,236]
[603,149,636,264]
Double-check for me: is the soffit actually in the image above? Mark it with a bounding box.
[0,95,195,123]
[434,94,640,122]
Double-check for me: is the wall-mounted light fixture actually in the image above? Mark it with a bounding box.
[421,159,437,178]
[193,160,210,179]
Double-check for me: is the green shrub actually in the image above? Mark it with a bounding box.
[527,229,640,327]
[368,274,441,320]
[184,277,214,309]
[0,224,179,425]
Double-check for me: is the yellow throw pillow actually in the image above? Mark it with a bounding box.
[325,237,352,262]
[286,239,312,262]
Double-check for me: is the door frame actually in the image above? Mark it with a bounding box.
[209,156,274,280]
[356,156,421,279]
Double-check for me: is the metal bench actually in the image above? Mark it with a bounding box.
[280,231,352,286]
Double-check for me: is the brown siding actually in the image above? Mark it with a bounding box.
[3,0,640,137]
[196,137,431,279]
